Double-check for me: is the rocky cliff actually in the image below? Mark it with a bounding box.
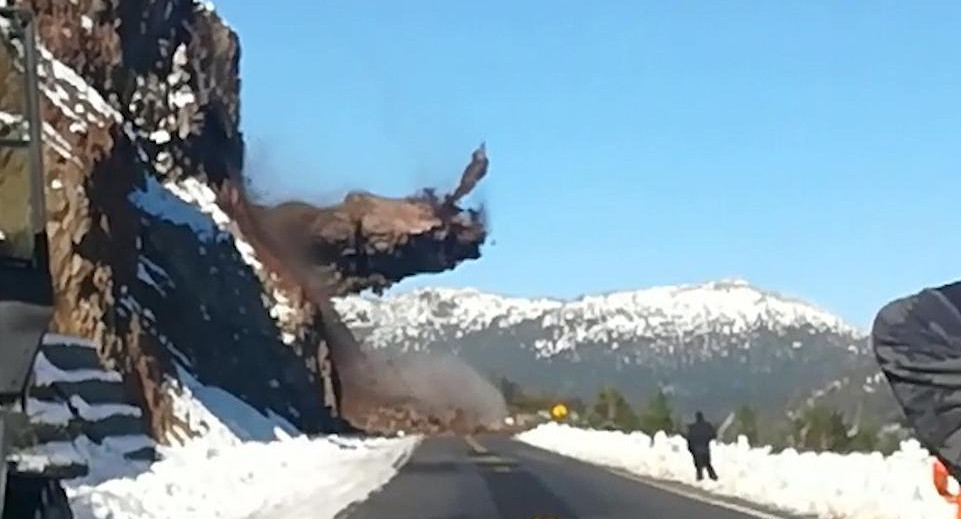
[1,0,489,445]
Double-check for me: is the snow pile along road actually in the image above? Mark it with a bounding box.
[65,371,418,519]
[517,423,955,519]
[68,435,417,519]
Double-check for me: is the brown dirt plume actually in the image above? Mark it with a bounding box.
[221,146,502,434]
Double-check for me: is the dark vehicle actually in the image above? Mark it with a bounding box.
[0,7,73,518]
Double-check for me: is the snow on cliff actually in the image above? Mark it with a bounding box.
[66,370,417,519]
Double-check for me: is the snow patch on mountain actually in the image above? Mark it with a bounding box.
[335,280,862,356]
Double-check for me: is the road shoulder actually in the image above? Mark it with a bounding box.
[516,439,811,519]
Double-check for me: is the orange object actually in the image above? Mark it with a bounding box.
[933,459,961,519]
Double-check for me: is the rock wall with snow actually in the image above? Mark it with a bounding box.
[11,331,420,518]
[3,0,491,441]
[1,0,348,441]
[11,334,156,479]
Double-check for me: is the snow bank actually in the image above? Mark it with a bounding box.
[517,423,956,519]
[68,434,417,519]
[66,370,418,519]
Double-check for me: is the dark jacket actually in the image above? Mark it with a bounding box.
[873,280,961,480]
[686,419,716,454]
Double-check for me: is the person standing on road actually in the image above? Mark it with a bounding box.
[686,411,719,481]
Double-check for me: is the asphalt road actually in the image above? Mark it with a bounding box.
[342,435,780,519]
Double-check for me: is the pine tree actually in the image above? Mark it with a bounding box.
[733,404,759,444]
[497,376,519,407]
[794,405,853,452]
[566,397,587,417]
[826,410,850,451]
[877,428,903,455]
[589,386,639,431]
[639,390,675,435]
[795,405,829,450]
[848,422,880,453]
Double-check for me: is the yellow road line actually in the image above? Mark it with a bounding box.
[464,434,490,455]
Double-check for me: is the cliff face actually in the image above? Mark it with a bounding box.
[2,0,489,441]
[7,0,340,439]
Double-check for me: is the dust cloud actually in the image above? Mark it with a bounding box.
[221,146,498,434]
[363,350,508,428]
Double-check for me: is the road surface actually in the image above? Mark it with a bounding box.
[343,435,783,519]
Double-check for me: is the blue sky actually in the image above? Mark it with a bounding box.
[214,1,960,326]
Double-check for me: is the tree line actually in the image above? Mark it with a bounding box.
[496,377,904,455]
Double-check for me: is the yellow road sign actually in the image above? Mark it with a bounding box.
[550,403,569,421]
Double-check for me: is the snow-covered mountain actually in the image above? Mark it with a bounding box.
[336,279,861,355]
[335,280,886,417]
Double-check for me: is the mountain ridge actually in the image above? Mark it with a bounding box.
[384,277,852,312]
[348,279,861,328]
[335,279,885,419]
[336,279,865,354]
